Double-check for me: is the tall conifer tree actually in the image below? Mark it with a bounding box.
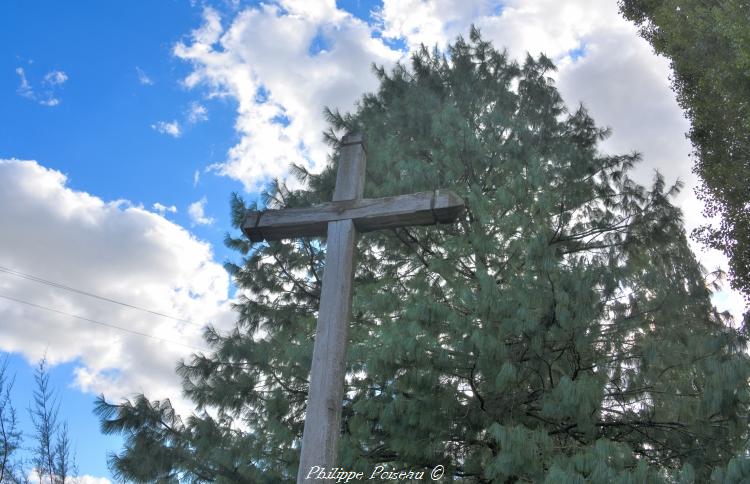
[97,31,750,482]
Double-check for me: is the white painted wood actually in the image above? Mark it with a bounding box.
[242,190,465,242]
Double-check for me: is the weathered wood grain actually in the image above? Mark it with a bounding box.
[242,189,465,242]
[241,132,466,483]
[333,132,366,201]
[298,135,366,483]
[297,219,357,483]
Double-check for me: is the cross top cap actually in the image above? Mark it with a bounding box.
[341,132,364,146]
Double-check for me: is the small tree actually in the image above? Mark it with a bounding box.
[53,423,73,484]
[0,357,23,483]
[28,357,77,484]
[0,355,78,484]
[29,358,58,484]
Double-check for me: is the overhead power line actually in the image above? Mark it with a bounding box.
[0,265,202,327]
[0,292,209,352]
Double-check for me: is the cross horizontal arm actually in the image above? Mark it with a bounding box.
[242,189,464,242]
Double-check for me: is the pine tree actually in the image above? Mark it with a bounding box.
[97,30,750,482]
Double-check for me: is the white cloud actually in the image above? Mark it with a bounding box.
[152,202,177,215]
[188,197,215,226]
[152,103,207,138]
[375,0,744,321]
[15,67,67,106]
[15,67,34,99]
[76,476,113,484]
[376,0,612,61]
[174,5,402,191]
[171,1,744,320]
[476,1,610,60]
[193,169,201,187]
[0,159,234,413]
[377,0,497,51]
[554,17,692,188]
[43,70,68,86]
[187,102,208,124]
[135,66,154,86]
[28,474,112,484]
[151,120,182,137]
[39,97,60,107]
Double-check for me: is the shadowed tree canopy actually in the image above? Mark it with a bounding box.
[619,0,750,308]
[96,30,750,483]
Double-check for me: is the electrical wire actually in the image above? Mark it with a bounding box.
[0,265,202,327]
[0,292,209,352]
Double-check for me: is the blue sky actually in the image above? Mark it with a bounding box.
[1,1,744,480]
[1,2,255,479]
[2,2,242,261]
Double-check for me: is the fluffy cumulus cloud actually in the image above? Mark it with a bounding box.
[391,0,743,319]
[176,0,692,203]
[377,0,615,60]
[171,0,742,320]
[174,2,402,191]
[473,1,742,319]
[0,160,234,410]
[377,0,498,51]
[173,0,642,190]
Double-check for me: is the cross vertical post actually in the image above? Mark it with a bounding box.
[241,132,464,482]
[297,133,366,482]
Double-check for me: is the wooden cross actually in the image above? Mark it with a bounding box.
[242,133,465,483]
